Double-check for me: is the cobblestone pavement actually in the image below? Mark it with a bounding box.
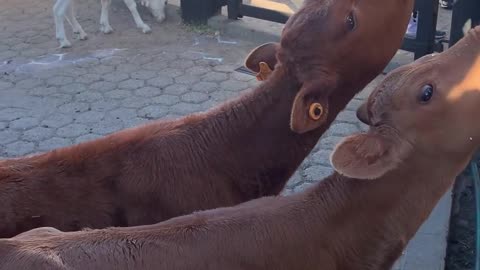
[0,0,371,194]
[0,0,454,269]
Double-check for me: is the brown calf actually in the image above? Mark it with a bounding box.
[0,0,413,237]
[1,25,479,270]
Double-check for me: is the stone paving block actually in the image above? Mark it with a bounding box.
[163,84,189,95]
[157,68,185,78]
[0,130,20,144]
[9,117,39,130]
[200,99,219,110]
[22,126,55,141]
[130,70,157,80]
[303,165,333,182]
[175,74,201,85]
[89,118,124,135]
[105,90,132,99]
[130,55,155,66]
[186,66,211,76]
[59,67,88,78]
[346,98,364,111]
[56,123,90,138]
[147,76,174,88]
[310,149,332,166]
[141,61,169,71]
[74,134,103,144]
[108,108,137,120]
[91,65,115,75]
[116,64,140,73]
[103,72,129,83]
[213,65,236,73]
[138,105,170,119]
[38,137,72,151]
[210,90,238,102]
[335,110,357,124]
[28,86,58,96]
[90,100,119,111]
[58,102,91,114]
[75,111,105,124]
[89,81,117,92]
[76,74,102,84]
[75,58,101,69]
[402,233,446,270]
[122,117,150,128]
[326,123,359,137]
[220,80,249,92]
[0,108,30,121]
[231,72,255,82]
[319,135,344,150]
[285,170,304,189]
[121,97,152,109]
[118,79,145,90]
[293,181,316,193]
[4,140,34,156]
[181,92,209,104]
[47,76,74,86]
[41,114,74,129]
[169,59,195,69]
[150,95,180,106]
[100,56,126,66]
[418,192,452,236]
[0,81,13,90]
[16,78,43,89]
[75,92,103,103]
[192,81,219,93]
[170,102,203,115]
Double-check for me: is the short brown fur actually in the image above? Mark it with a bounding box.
[0,0,413,237]
[2,26,480,270]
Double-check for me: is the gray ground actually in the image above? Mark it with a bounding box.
[0,0,456,269]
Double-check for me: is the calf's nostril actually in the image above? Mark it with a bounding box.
[356,103,371,125]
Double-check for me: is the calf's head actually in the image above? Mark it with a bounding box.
[245,0,414,134]
[331,26,480,179]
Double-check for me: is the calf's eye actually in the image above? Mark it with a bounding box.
[419,84,434,103]
[346,12,356,31]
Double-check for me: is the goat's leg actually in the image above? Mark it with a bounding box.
[100,0,114,34]
[65,0,88,40]
[123,0,152,34]
[53,0,72,48]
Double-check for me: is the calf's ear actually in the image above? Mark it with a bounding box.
[244,42,279,81]
[290,81,330,134]
[330,132,410,180]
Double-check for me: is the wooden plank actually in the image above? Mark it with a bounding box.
[249,0,294,15]
[290,0,303,9]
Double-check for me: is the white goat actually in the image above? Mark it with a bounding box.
[53,0,166,48]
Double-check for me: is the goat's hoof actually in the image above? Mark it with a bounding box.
[141,25,152,34]
[75,32,88,40]
[58,40,72,48]
[100,25,114,34]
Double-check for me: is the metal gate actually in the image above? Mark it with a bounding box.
[226,0,299,24]
[225,0,446,60]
